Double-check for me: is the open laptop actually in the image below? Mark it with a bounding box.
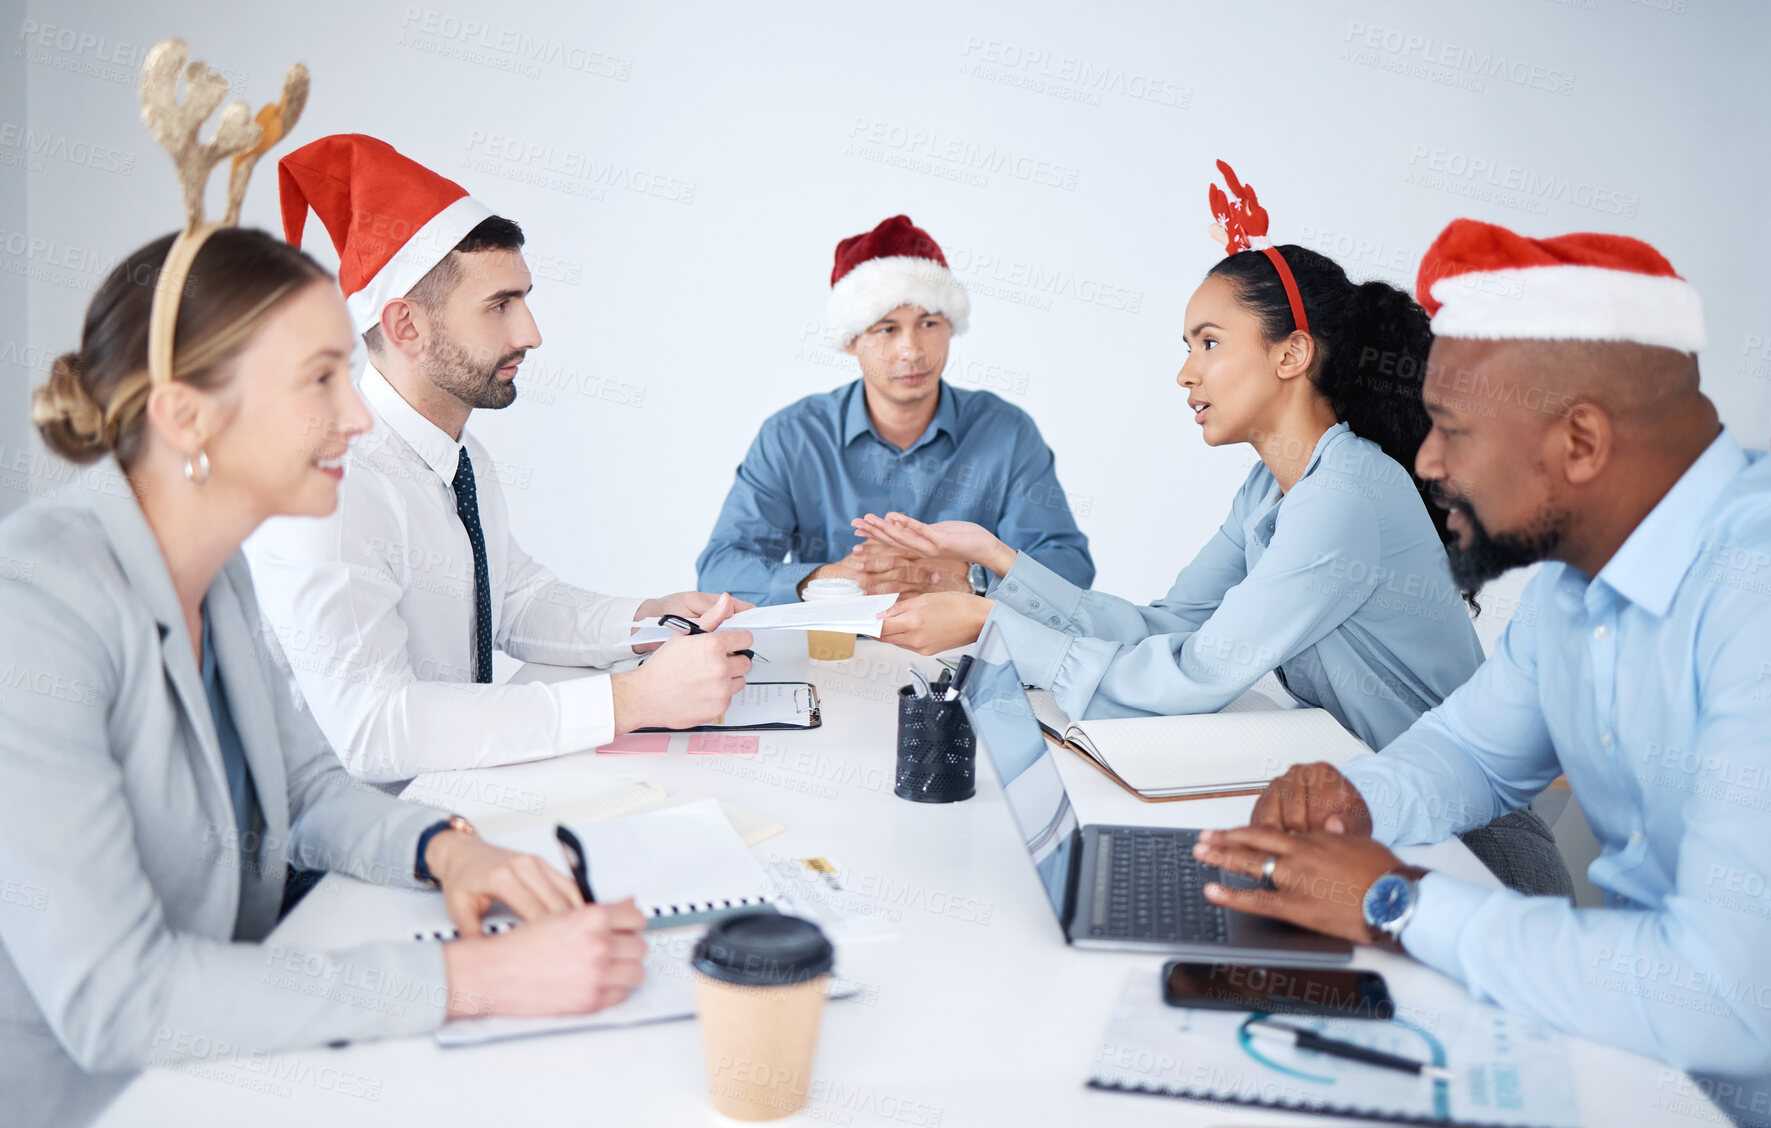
[956,623,1352,964]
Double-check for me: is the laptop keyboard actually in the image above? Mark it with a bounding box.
[1090,828,1230,944]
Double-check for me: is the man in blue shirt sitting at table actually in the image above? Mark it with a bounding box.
[1191,219,1771,1110]
[696,215,1094,606]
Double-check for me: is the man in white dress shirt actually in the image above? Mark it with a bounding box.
[248,134,750,784]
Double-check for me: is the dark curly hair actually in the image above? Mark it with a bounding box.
[1208,245,1476,608]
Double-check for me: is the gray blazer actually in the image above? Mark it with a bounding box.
[0,462,450,1128]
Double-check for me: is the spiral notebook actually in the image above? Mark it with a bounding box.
[434,930,864,1047]
[404,798,780,939]
[1086,972,1579,1127]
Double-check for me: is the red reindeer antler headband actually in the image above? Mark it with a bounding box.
[1207,159,1309,335]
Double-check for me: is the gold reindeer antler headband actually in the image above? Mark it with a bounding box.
[138,38,309,387]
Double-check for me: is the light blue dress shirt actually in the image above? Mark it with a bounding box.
[1344,429,1771,1080]
[987,422,1485,749]
[696,380,1094,605]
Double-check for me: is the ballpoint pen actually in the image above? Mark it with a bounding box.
[1243,1017,1453,1082]
[555,824,597,903]
[657,612,765,661]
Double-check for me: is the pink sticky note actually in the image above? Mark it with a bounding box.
[687,732,759,756]
[596,733,671,755]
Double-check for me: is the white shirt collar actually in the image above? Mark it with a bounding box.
[359,363,467,485]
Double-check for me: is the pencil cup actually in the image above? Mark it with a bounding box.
[801,577,861,661]
[692,912,835,1122]
[894,685,977,803]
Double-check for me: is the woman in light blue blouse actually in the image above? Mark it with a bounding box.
[860,243,1572,897]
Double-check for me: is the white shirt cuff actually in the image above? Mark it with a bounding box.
[604,595,647,659]
[555,672,618,753]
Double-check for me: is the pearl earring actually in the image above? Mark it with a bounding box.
[182,449,210,484]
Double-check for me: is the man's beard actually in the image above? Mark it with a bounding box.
[1433,485,1566,589]
[422,334,522,411]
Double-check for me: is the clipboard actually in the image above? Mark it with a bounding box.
[636,681,822,733]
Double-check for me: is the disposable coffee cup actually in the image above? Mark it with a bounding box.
[692,912,835,1122]
[800,577,861,661]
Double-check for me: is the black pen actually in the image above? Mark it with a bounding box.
[1244,1018,1452,1081]
[555,825,597,904]
[945,654,977,699]
[658,613,764,661]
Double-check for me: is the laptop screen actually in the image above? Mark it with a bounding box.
[958,623,1081,927]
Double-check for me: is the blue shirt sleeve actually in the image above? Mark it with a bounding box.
[1347,572,1771,1078]
[991,415,1094,588]
[991,501,1247,644]
[695,421,819,605]
[988,472,1382,721]
[1342,574,1563,843]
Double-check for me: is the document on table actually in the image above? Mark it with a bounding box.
[636,681,820,732]
[402,773,664,836]
[629,594,898,643]
[763,855,900,942]
[1086,971,1579,1127]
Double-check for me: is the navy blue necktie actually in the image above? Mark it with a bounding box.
[452,447,493,683]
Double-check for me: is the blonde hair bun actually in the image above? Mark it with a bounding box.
[31,352,113,464]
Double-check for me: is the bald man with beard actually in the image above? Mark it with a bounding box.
[1188,220,1771,1110]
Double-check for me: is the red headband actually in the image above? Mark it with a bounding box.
[1207,159,1310,335]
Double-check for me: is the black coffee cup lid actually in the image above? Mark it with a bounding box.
[692,911,833,987]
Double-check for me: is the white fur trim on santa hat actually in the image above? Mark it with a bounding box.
[345,195,497,336]
[1429,264,1705,353]
[826,255,970,345]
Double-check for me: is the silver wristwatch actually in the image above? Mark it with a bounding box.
[968,562,989,596]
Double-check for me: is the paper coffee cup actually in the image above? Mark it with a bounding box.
[692,912,835,1122]
[800,577,861,661]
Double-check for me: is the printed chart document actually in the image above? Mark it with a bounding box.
[1087,971,1580,1126]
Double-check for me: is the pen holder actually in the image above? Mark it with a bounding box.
[894,685,976,803]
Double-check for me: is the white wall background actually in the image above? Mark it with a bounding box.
[9,0,1769,624]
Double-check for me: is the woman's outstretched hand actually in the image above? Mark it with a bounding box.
[849,513,1016,577]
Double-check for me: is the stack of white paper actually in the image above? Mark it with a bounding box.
[629,594,897,644]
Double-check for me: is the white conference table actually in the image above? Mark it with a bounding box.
[100,632,1714,1127]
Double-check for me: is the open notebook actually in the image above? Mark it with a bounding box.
[1027,678,1371,801]
[404,798,780,939]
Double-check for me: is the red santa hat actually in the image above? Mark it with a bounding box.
[1416,219,1704,353]
[827,215,970,346]
[279,133,495,335]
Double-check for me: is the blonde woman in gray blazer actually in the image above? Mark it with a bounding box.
[0,228,651,1128]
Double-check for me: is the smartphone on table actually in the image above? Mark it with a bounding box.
[1162,960,1393,1020]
